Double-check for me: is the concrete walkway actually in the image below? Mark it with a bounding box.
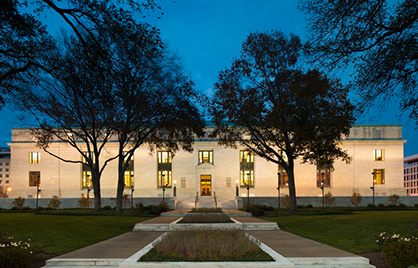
[44,216,374,267]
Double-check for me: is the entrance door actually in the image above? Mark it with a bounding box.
[200,175,212,196]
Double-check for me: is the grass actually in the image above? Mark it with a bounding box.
[265,211,418,254]
[179,213,233,223]
[139,229,273,262]
[0,213,148,255]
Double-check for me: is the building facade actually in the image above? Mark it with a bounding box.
[404,154,418,196]
[0,147,11,198]
[9,125,405,204]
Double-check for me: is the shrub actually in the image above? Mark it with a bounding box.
[297,204,313,209]
[47,196,62,209]
[0,232,36,268]
[102,205,112,210]
[322,192,335,207]
[148,203,170,216]
[399,203,408,208]
[77,194,92,209]
[366,204,376,209]
[280,194,290,208]
[377,203,386,209]
[349,192,362,207]
[12,197,25,209]
[415,204,418,208]
[387,194,401,206]
[191,207,223,213]
[383,240,418,268]
[243,203,264,216]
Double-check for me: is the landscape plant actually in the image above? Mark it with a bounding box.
[77,194,92,209]
[140,228,273,261]
[322,192,336,207]
[376,232,418,268]
[387,194,401,206]
[0,230,36,268]
[349,192,362,207]
[12,197,25,209]
[47,195,62,209]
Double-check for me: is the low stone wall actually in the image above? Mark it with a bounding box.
[244,196,418,208]
[0,197,176,209]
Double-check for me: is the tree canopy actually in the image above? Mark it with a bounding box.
[300,0,418,121]
[211,31,355,211]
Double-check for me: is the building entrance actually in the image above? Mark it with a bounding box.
[200,175,212,196]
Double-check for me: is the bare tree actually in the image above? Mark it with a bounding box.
[300,0,418,122]
[211,31,354,211]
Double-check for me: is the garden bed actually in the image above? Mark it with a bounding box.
[138,229,273,262]
[179,212,233,223]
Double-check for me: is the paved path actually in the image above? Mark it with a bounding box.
[56,232,164,259]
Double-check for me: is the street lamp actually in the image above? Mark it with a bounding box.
[320,172,325,208]
[277,172,281,209]
[6,186,12,198]
[36,174,41,209]
[173,180,177,197]
[371,172,376,206]
[236,180,239,197]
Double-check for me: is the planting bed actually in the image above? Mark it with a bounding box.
[138,229,273,262]
[179,212,233,223]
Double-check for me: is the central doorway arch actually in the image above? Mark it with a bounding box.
[200,175,212,196]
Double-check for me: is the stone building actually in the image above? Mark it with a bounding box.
[0,147,11,198]
[404,154,418,196]
[8,125,405,207]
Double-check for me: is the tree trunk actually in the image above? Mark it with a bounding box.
[92,170,101,211]
[115,155,126,212]
[287,160,298,211]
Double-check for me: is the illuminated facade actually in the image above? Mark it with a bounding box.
[8,125,405,205]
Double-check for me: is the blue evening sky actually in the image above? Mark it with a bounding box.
[1,0,417,156]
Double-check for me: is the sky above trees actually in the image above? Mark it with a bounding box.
[1,0,416,156]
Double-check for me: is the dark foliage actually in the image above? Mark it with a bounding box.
[211,31,355,211]
[300,0,418,123]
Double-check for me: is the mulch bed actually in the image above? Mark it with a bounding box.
[359,252,389,268]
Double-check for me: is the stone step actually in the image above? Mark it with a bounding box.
[289,257,374,268]
[44,258,123,267]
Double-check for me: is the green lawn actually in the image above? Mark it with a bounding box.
[266,211,418,254]
[0,213,148,255]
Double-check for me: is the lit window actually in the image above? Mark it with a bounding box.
[158,151,171,164]
[158,170,172,188]
[373,149,384,161]
[240,150,253,163]
[5,180,8,183]
[29,171,40,187]
[158,151,172,188]
[124,171,134,187]
[278,167,288,187]
[198,150,213,164]
[373,169,385,184]
[317,162,331,187]
[240,170,254,187]
[29,152,41,163]
[82,171,92,188]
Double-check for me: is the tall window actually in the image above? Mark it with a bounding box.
[82,171,92,188]
[29,152,41,163]
[29,171,40,187]
[158,151,172,188]
[240,170,254,187]
[317,163,331,187]
[198,150,213,164]
[81,152,93,189]
[278,167,288,187]
[373,169,385,184]
[240,150,254,187]
[373,149,385,161]
[124,153,134,187]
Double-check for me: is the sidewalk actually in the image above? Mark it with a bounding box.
[44,216,373,267]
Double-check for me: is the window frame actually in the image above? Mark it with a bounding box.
[373,169,385,185]
[29,171,41,187]
[240,170,254,187]
[198,150,214,165]
[29,152,41,164]
[373,149,385,161]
